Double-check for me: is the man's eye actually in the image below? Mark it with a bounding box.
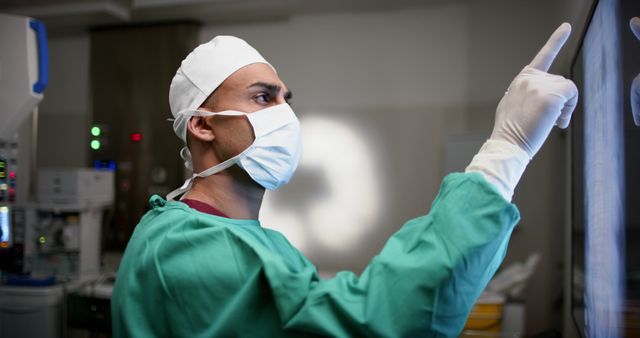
[255,93,270,104]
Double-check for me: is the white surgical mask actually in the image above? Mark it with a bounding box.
[167,103,302,201]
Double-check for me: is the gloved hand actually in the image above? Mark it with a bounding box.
[490,22,578,159]
[630,17,640,126]
[467,23,578,201]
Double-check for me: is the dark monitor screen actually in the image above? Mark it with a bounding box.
[570,0,640,336]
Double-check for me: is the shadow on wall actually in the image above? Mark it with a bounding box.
[261,114,382,254]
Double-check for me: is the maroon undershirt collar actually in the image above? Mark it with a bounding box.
[181,198,229,218]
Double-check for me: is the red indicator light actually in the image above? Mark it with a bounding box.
[130,133,142,142]
[8,172,15,179]
[9,188,15,194]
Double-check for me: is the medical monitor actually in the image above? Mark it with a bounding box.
[570,0,640,336]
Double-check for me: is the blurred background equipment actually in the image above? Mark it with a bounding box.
[0,11,48,281]
[0,12,60,338]
[1,167,114,338]
[0,13,47,140]
[0,12,47,253]
[32,169,114,281]
[89,22,198,250]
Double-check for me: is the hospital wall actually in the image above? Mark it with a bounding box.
[36,0,591,334]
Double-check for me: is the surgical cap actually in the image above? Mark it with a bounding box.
[169,35,274,144]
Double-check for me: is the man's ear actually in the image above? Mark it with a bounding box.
[186,116,215,142]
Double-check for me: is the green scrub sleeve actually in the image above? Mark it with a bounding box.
[260,172,520,337]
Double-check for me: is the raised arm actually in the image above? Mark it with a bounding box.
[266,23,579,337]
[467,23,578,201]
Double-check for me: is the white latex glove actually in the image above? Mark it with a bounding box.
[467,23,578,201]
[490,22,578,158]
[630,17,640,126]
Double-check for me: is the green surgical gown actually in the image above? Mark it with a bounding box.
[111,172,520,337]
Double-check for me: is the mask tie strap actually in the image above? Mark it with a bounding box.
[166,175,195,201]
[165,149,249,201]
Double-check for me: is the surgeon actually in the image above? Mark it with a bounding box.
[112,23,578,337]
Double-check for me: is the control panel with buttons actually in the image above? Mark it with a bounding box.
[0,137,19,249]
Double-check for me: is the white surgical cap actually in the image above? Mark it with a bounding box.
[169,35,274,145]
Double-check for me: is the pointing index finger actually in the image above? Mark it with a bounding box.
[529,23,572,72]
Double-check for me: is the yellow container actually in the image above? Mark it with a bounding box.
[462,293,505,338]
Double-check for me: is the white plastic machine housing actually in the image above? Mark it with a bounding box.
[37,169,114,208]
[34,169,115,280]
[0,13,47,140]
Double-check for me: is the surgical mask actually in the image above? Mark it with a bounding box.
[167,103,302,201]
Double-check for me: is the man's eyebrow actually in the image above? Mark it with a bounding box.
[247,82,280,93]
[247,82,292,100]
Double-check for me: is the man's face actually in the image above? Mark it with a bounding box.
[199,63,292,162]
[204,63,291,113]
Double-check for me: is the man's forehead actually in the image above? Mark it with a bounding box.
[221,63,286,91]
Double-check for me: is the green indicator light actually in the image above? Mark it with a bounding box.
[91,126,101,137]
[90,140,101,150]
[39,236,46,244]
